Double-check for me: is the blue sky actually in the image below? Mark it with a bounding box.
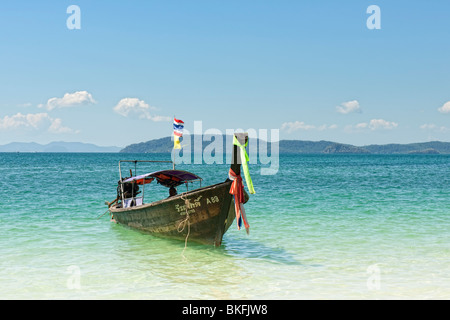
[0,0,449,147]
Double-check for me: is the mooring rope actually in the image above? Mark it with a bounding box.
[178,193,191,258]
[96,209,110,220]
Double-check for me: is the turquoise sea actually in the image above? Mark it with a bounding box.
[0,153,449,299]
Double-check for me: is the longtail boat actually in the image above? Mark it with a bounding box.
[107,133,253,246]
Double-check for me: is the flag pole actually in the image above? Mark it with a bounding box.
[172,115,175,170]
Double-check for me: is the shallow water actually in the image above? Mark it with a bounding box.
[0,153,449,299]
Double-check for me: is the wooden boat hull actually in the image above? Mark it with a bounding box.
[110,180,236,246]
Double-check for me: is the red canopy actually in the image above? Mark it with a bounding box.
[122,170,202,187]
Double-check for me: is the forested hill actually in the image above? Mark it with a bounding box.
[120,136,450,154]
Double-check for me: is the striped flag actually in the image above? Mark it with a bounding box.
[173,117,184,149]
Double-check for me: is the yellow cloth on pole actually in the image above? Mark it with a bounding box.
[173,135,181,149]
[233,135,255,194]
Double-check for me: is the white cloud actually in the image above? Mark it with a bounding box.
[355,122,368,129]
[368,119,398,130]
[281,121,337,133]
[113,98,151,117]
[438,101,450,114]
[347,119,398,131]
[0,112,47,130]
[48,118,78,134]
[336,100,361,114]
[113,98,171,122]
[281,121,316,133]
[41,91,96,111]
[151,115,173,122]
[0,112,77,134]
[17,102,32,108]
[420,123,449,133]
[420,123,436,130]
[317,124,338,131]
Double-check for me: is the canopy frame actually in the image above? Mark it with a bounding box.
[117,160,202,207]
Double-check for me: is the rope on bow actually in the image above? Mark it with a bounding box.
[178,193,191,258]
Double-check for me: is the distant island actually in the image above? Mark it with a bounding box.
[0,141,121,153]
[2,138,449,154]
[119,136,450,154]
